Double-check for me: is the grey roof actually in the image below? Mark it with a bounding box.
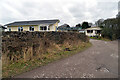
[79,29,85,31]
[5,19,60,26]
[58,24,70,28]
[0,24,7,29]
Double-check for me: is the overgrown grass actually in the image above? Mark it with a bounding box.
[2,42,92,78]
[89,37,111,41]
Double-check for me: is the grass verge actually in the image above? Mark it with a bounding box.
[2,42,92,78]
[89,37,111,41]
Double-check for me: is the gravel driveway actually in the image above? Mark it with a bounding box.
[15,39,118,78]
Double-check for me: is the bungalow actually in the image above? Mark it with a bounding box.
[79,29,85,33]
[57,24,82,32]
[85,27,102,37]
[5,19,60,32]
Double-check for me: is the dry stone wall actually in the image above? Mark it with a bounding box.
[2,31,89,65]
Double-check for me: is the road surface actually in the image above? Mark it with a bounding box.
[15,39,118,78]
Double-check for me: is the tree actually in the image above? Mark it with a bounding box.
[95,19,104,28]
[81,22,90,29]
[101,18,120,40]
[88,23,93,27]
[59,24,70,28]
[75,24,81,27]
[66,24,70,28]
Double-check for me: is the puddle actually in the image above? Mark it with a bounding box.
[96,65,109,73]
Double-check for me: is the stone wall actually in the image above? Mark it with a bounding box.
[2,31,89,65]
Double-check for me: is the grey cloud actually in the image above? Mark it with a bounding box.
[68,1,118,24]
[0,0,119,26]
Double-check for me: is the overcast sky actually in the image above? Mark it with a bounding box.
[0,0,119,26]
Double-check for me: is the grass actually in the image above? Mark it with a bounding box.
[2,42,92,78]
[89,37,111,41]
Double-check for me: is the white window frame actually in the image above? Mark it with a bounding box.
[18,27,23,32]
[9,27,11,31]
[87,30,93,33]
[39,26,49,31]
[29,26,34,31]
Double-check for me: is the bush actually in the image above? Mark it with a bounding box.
[101,27,118,40]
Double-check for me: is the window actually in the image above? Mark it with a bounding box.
[18,27,23,32]
[95,30,101,34]
[9,27,11,31]
[87,30,93,33]
[40,26,47,31]
[21,27,23,31]
[29,26,34,31]
[18,27,20,31]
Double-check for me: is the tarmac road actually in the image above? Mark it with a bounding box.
[15,39,118,78]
